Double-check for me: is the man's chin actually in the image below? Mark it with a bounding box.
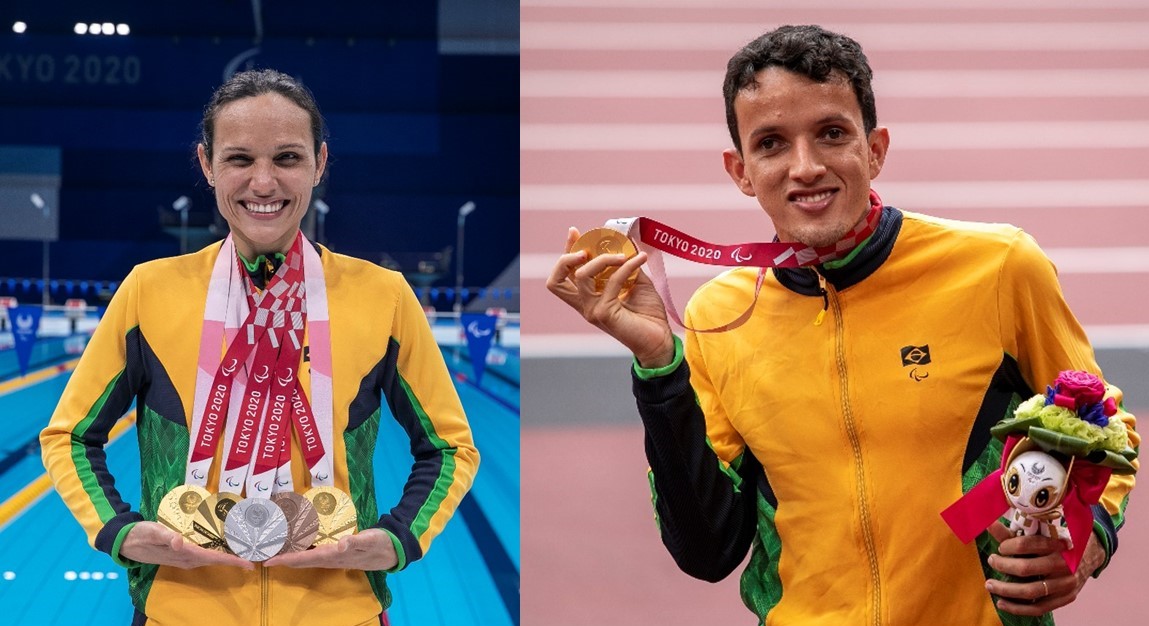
[793,230,849,249]
[790,214,869,248]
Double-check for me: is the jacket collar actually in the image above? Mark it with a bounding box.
[773,206,903,296]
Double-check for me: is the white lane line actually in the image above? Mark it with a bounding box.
[1046,248,1149,274]
[521,121,1149,151]
[521,180,1149,211]
[1084,325,1149,349]
[524,22,1149,51]
[519,325,1149,357]
[520,334,633,358]
[521,69,1149,98]
[522,123,729,151]
[520,248,1149,279]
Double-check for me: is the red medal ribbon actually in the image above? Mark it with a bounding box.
[252,279,324,491]
[224,328,281,473]
[253,323,308,486]
[255,335,297,478]
[232,246,309,494]
[189,238,302,466]
[636,190,882,268]
[614,190,883,332]
[291,383,326,472]
[190,301,277,464]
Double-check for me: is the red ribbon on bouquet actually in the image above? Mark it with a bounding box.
[940,434,1113,573]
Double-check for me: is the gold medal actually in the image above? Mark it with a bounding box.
[271,492,320,553]
[571,228,640,296]
[304,486,357,546]
[190,492,242,553]
[157,485,211,541]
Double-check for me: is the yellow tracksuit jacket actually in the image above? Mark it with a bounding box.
[635,208,1137,626]
[41,241,479,626]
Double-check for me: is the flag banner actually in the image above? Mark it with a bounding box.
[461,313,498,385]
[9,305,43,377]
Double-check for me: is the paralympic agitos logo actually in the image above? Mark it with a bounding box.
[900,345,931,382]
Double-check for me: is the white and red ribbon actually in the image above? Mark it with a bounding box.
[299,238,334,487]
[186,232,333,496]
[604,190,884,332]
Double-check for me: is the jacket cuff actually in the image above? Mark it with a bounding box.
[374,515,417,572]
[380,528,407,573]
[633,335,683,381]
[632,344,693,409]
[95,512,145,568]
[1090,504,1118,578]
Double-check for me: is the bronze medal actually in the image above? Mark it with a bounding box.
[571,228,640,296]
[157,485,211,541]
[190,492,242,553]
[271,492,320,553]
[304,486,358,546]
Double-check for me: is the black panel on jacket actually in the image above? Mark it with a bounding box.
[135,329,187,427]
[633,360,758,582]
[964,356,1032,473]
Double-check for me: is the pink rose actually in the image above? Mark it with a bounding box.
[1053,370,1106,409]
[1103,397,1118,418]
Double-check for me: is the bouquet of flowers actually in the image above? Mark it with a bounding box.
[941,370,1137,572]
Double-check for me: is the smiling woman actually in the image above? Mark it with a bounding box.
[39,69,479,626]
[197,72,328,261]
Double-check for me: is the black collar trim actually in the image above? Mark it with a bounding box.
[773,206,903,296]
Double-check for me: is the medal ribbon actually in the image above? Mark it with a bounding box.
[187,234,332,497]
[250,313,307,495]
[266,325,306,494]
[223,246,306,496]
[243,327,304,496]
[605,190,883,332]
[187,239,299,486]
[218,328,281,492]
[240,237,334,492]
[299,238,335,487]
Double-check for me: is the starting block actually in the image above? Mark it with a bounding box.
[64,298,87,334]
[0,297,14,332]
[485,346,507,366]
[485,307,508,329]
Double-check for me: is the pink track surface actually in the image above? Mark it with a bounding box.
[522,424,1146,626]
[520,1,1149,356]
[520,1,1147,623]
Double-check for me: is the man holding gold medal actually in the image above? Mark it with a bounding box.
[547,25,1136,625]
[41,69,479,625]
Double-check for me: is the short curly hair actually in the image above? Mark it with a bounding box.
[723,25,877,152]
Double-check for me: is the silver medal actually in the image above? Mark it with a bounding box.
[224,498,289,561]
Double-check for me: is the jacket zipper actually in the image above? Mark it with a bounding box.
[822,274,882,626]
[261,564,269,626]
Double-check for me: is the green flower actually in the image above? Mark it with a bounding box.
[993,392,1137,475]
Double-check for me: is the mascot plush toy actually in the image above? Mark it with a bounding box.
[1002,448,1072,547]
[942,370,1137,573]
